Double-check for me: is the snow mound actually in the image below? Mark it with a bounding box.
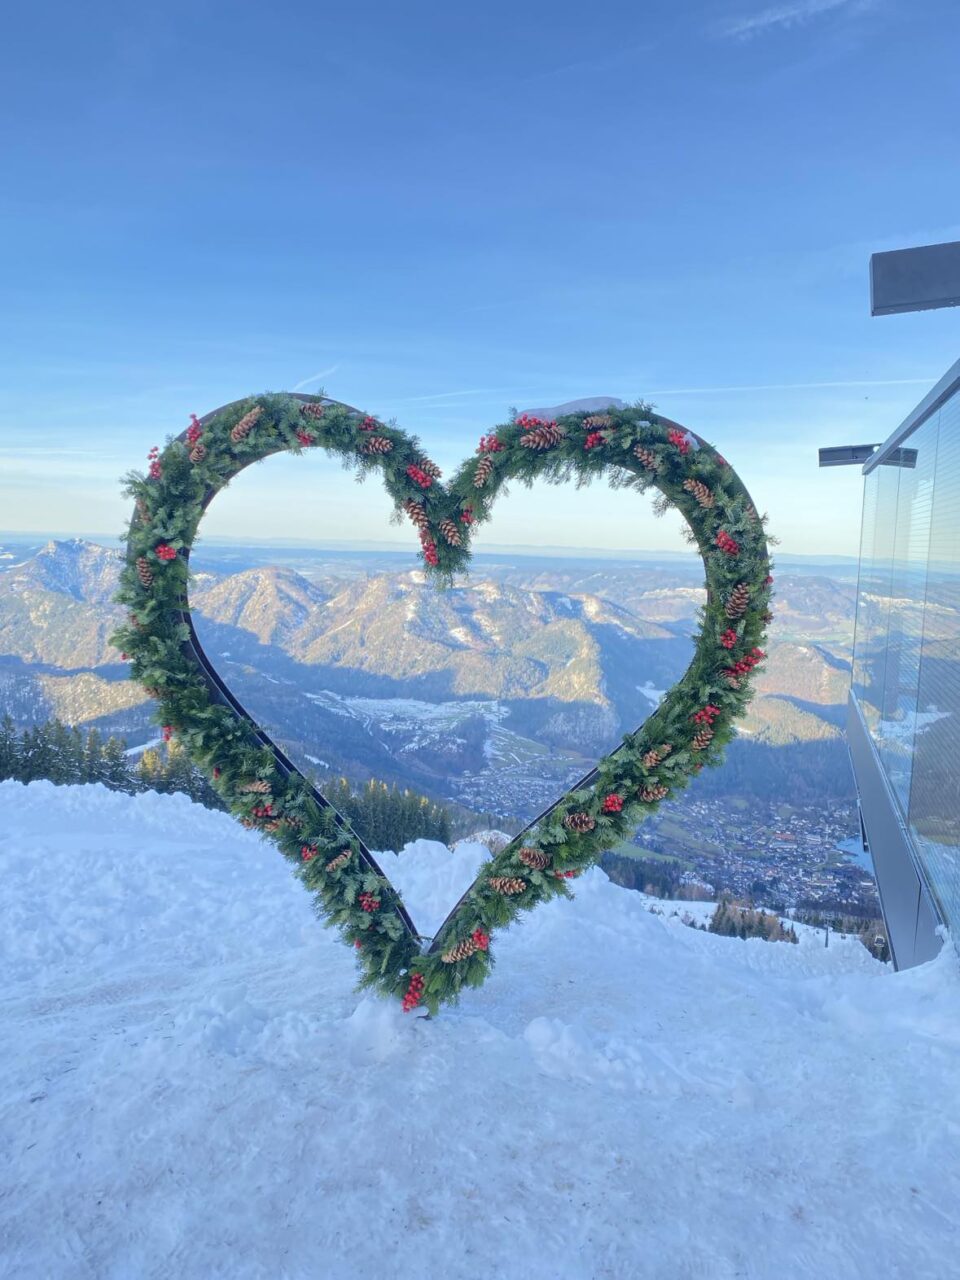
[1,781,958,1280]
[453,827,513,854]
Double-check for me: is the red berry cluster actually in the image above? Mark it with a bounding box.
[407,464,433,489]
[667,428,690,455]
[155,543,177,561]
[354,940,363,949]
[296,430,314,446]
[714,530,740,556]
[724,648,766,680]
[360,416,378,431]
[584,431,606,450]
[765,574,774,585]
[553,869,579,879]
[213,767,221,780]
[358,891,381,913]
[186,415,202,444]
[147,446,163,480]
[419,530,439,566]
[120,652,130,661]
[401,972,425,1012]
[477,434,505,453]
[720,629,738,649]
[692,704,722,725]
[472,928,490,951]
[301,845,318,862]
[161,725,173,742]
[716,454,729,467]
[252,803,274,818]
[515,413,555,430]
[460,506,474,525]
[602,793,625,813]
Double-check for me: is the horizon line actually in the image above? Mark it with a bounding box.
[0,530,860,564]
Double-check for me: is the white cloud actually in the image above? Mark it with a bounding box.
[717,0,875,39]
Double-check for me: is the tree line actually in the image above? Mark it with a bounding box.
[0,716,225,807]
[320,775,452,850]
[0,717,454,851]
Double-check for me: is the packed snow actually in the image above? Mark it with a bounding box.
[2,781,959,1279]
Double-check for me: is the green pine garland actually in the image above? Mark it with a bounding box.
[112,394,772,1015]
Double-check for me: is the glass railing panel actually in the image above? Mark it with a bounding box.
[909,386,960,928]
[876,414,939,807]
[856,464,900,737]
[852,470,878,703]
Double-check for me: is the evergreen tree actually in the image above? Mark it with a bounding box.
[19,723,53,783]
[0,715,17,781]
[101,735,134,792]
[83,727,104,783]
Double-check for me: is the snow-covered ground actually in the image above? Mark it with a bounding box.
[1,781,959,1280]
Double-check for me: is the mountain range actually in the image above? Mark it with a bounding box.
[0,537,860,819]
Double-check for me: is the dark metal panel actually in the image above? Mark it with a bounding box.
[870,240,960,315]
[818,445,916,469]
[846,694,943,969]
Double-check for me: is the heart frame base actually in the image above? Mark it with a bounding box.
[113,393,771,1015]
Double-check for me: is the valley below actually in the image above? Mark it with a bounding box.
[0,534,880,913]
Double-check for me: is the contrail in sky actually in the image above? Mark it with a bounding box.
[292,365,340,391]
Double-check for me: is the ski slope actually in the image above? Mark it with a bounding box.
[1,781,958,1279]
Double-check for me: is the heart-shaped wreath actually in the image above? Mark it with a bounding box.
[113,393,772,1015]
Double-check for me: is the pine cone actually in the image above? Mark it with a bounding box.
[563,811,596,833]
[518,846,549,870]
[189,443,207,464]
[362,436,393,455]
[142,686,163,699]
[419,459,442,479]
[439,518,462,547]
[300,402,325,420]
[135,498,151,523]
[489,876,526,895]
[403,499,430,531]
[441,937,479,964]
[263,819,283,833]
[640,784,669,802]
[724,583,750,619]
[519,424,564,450]
[691,726,714,751]
[127,611,145,631]
[136,557,153,588]
[633,445,660,471]
[682,478,714,509]
[282,815,304,830]
[240,780,272,794]
[326,849,352,872]
[642,744,672,769]
[723,674,742,689]
[474,455,495,487]
[230,406,263,442]
[582,414,614,428]
[763,610,774,625]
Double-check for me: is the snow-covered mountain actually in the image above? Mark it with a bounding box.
[0,539,861,816]
[1,781,957,1278]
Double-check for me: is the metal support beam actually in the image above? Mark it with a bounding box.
[818,444,916,469]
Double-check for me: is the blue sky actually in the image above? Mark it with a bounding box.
[1,0,958,557]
